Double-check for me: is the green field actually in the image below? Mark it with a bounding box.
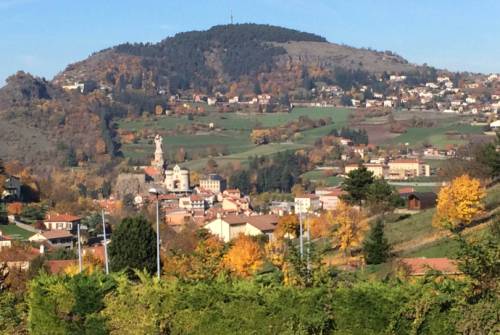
[388,123,483,148]
[0,224,34,240]
[118,107,351,167]
[301,170,343,186]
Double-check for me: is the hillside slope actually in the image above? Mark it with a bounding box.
[0,72,118,172]
[53,24,420,96]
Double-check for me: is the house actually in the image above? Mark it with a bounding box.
[204,214,278,242]
[2,176,22,201]
[295,194,321,214]
[398,258,460,276]
[0,231,12,250]
[221,197,250,213]
[407,192,437,210]
[388,159,430,180]
[43,214,81,232]
[269,201,294,216]
[199,174,226,194]
[165,208,192,228]
[0,245,42,271]
[179,195,206,210]
[345,163,388,178]
[317,188,345,210]
[489,120,500,130]
[29,230,74,249]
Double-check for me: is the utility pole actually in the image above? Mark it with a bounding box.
[230,10,233,24]
[155,194,160,280]
[101,209,109,275]
[299,210,304,259]
[77,223,82,273]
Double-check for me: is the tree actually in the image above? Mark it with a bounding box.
[341,166,374,206]
[332,201,367,256]
[433,174,485,230]
[224,235,264,277]
[6,202,22,216]
[108,216,158,275]
[275,214,299,239]
[366,178,401,214]
[363,219,391,264]
[65,147,78,167]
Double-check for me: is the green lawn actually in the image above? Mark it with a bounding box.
[0,224,34,240]
[301,170,343,186]
[388,123,483,149]
[384,209,438,246]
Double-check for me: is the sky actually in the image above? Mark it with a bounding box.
[1,0,500,85]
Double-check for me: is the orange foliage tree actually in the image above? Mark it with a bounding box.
[224,234,264,278]
[6,202,23,216]
[433,174,486,230]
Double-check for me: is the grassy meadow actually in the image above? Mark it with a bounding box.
[118,107,351,166]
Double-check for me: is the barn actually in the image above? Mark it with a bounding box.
[407,192,437,210]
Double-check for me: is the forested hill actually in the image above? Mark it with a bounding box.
[0,72,118,172]
[53,23,419,96]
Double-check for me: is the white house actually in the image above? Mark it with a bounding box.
[490,120,500,130]
[294,195,321,214]
[204,214,278,242]
[43,214,82,232]
[29,231,74,249]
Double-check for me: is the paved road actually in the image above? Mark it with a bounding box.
[388,181,443,187]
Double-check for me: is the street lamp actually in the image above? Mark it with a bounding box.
[149,188,161,280]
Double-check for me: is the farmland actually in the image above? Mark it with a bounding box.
[117,107,351,166]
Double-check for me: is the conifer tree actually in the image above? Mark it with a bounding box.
[363,219,391,264]
[109,216,157,275]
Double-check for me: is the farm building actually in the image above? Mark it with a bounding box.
[407,192,437,210]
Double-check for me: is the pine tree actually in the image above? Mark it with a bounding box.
[363,219,391,264]
[341,165,374,206]
[108,216,157,275]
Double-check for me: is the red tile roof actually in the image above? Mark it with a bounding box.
[296,194,319,199]
[397,187,415,194]
[143,166,161,177]
[45,214,81,222]
[40,230,74,240]
[399,258,460,276]
[0,246,40,262]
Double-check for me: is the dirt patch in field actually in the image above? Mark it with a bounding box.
[360,124,399,145]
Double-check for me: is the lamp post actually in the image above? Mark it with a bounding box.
[299,210,304,259]
[101,209,109,275]
[149,188,161,280]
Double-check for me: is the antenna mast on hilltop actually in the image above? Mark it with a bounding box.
[230,10,234,24]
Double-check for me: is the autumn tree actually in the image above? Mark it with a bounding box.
[275,214,299,239]
[6,202,22,216]
[224,235,264,277]
[433,174,486,230]
[164,233,225,282]
[332,201,367,256]
[308,211,334,239]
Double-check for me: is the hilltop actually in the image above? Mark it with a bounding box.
[53,24,419,96]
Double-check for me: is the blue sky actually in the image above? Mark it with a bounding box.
[1,0,499,85]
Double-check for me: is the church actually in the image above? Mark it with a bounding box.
[151,134,190,193]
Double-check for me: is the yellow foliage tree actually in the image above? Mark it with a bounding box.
[224,234,263,277]
[308,211,334,239]
[275,214,299,239]
[433,174,485,229]
[332,201,367,256]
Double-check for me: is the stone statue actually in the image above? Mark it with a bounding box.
[154,134,163,154]
[152,134,165,170]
